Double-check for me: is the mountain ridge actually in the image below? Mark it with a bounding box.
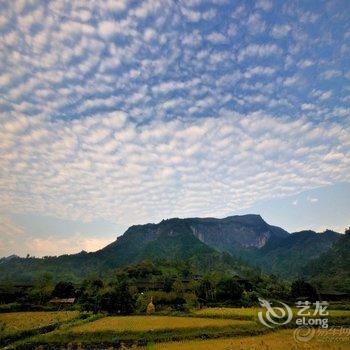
[0,214,344,286]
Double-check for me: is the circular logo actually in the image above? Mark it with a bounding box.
[293,326,316,343]
[258,298,293,328]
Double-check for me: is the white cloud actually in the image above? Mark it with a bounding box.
[307,196,318,203]
[244,66,276,78]
[227,24,237,37]
[0,0,348,256]
[255,0,273,11]
[14,234,113,257]
[298,59,314,68]
[322,70,342,79]
[301,103,316,111]
[181,7,216,22]
[283,75,299,86]
[98,20,130,39]
[1,110,349,232]
[144,28,156,42]
[238,44,282,62]
[271,24,291,38]
[206,32,226,43]
[247,13,266,34]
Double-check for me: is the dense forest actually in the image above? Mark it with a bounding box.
[0,259,323,315]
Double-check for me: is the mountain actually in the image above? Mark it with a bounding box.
[245,229,342,278]
[0,215,343,286]
[1,215,274,283]
[303,230,350,293]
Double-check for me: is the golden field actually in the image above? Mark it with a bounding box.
[1,309,349,349]
[142,329,350,350]
[193,307,259,319]
[0,311,79,332]
[70,315,254,333]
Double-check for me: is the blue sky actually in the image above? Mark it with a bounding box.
[0,0,349,257]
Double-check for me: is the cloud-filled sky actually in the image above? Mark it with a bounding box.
[0,0,349,257]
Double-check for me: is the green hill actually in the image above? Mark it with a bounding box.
[303,230,350,293]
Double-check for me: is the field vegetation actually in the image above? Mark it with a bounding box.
[3,308,349,349]
[141,329,350,350]
[70,315,252,332]
[0,310,80,346]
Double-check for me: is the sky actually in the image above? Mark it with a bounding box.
[0,0,349,257]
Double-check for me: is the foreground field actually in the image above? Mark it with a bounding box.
[2,308,350,349]
[0,311,79,332]
[144,329,350,350]
[70,315,252,332]
[193,307,259,320]
[193,307,350,325]
[0,311,81,347]
[20,315,260,348]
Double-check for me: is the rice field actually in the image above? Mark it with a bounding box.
[141,329,350,350]
[70,315,254,333]
[193,307,259,320]
[193,307,350,322]
[0,311,80,332]
[3,309,350,349]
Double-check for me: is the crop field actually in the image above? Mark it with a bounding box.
[143,329,350,350]
[2,309,350,349]
[193,307,350,324]
[193,307,259,320]
[0,311,80,332]
[70,315,253,333]
[0,311,81,347]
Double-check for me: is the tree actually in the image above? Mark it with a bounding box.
[291,279,318,301]
[163,276,173,293]
[195,277,216,304]
[101,281,135,315]
[25,273,54,305]
[172,279,184,294]
[78,279,104,313]
[216,277,243,304]
[52,281,75,298]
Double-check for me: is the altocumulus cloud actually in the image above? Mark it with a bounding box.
[0,0,349,255]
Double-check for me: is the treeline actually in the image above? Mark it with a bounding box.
[0,260,319,314]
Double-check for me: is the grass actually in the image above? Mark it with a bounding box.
[70,315,253,332]
[4,308,350,349]
[143,329,350,350]
[12,316,263,349]
[0,311,80,347]
[192,307,350,325]
[0,311,79,332]
[193,307,259,320]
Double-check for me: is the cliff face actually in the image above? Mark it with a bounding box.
[187,214,289,252]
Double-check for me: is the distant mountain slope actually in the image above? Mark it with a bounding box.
[0,215,344,286]
[303,230,350,293]
[0,216,263,283]
[246,230,341,278]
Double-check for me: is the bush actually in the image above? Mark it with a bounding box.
[100,281,135,315]
[291,279,318,301]
[52,281,75,298]
[216,278,244,305]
